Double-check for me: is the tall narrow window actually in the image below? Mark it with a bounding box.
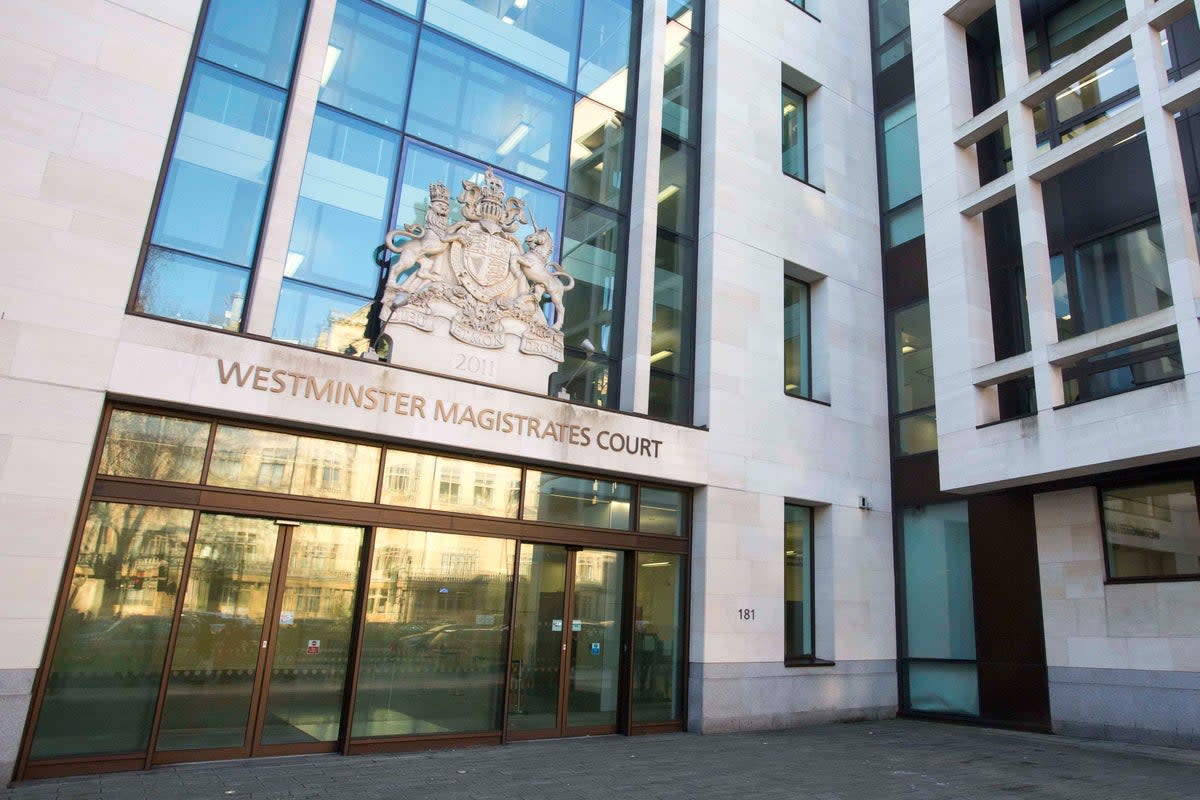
[134,0,307,330]
[782,86,807,181]
[901,502,979,715]
[784,504,814,661]
[784,277,812,398]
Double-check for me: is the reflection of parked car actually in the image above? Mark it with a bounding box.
[387,624,508,669]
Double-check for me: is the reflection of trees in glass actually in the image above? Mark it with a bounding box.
[77,503,191,618]
[30,502,193,759]
[98,410,210,483]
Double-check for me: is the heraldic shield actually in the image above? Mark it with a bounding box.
[375,166,577,394]
[452,227,522,304]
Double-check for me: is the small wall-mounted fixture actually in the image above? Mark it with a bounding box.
[858,496,871,511]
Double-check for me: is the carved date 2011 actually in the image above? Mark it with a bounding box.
[455,354,497,378]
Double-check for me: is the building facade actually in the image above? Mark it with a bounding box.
[0,0,1196,785]
[0,0,896,782]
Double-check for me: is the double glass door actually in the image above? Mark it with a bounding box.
[507,545,625,739]
[153,515,364,761]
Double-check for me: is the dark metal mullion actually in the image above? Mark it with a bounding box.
[244,528,296,755]
[499,540,524,742]
[338,526,375,754]
[144,510,205,767]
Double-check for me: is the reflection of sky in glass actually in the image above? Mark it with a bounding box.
[152,64,285,267]
[424,0,582,86]
[405,32,573,187]
[198,0,306,88]
[395,141,564,261]
[285,110,399,297]
[561,200,621,354]
[273,281,373,350]
[137,248,249,329]
[319,0,418,129]
[577,0,633,112]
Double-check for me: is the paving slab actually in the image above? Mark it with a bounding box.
[6,719,1200,799]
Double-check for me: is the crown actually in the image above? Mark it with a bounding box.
[478,167,506,222]
[428,181,449,203]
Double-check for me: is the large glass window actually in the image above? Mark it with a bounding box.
[321,0,419,127]
[1045,0,1126,68]
[782,86,807,182]
[135,0,305,329]
[901,502,978,716]
[352,529,515,737]
[784,277,811,399]
[1070,221,1172,334]
[632,552,685,724]
[98,410,210,483]
[280,110,401,300]
[784,505,814,661]
[29,503,193,759]
[650,235,694,381]
[569,99,627,208]
[523,471,633,529]
[578,0,635,112]
[380,449,521,517]
[551,199,626,406]
[1102,481,1200,580]
[424,0,582,86]
[406,32,574,187]
[207,425,381,502]
[639,487,687,536]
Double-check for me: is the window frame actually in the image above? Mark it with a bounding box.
[781,84,809,183]
[783,275,813,400]
[784,503,830,666]
[1050,214,1172,341]
[128,0,311,332]
[1098,478,1200,583]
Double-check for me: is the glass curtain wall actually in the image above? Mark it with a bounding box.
[22,407,690,774]
[648,1,702,422]
[133,0,640,409]
[134,0,308,330]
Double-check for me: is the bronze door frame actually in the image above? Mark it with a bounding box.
[151,519,365,765]
[506,545,627,742]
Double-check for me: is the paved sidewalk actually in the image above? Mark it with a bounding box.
[6,719,1200,799]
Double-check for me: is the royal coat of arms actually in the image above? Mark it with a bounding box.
[377,168,575,392]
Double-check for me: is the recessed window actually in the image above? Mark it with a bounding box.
[784,277,812,398]
[889,301,936,454]
[1051,219,1173,339]
[782,85,807,181]
[784,504,814,661]
[1102,481,1200,580]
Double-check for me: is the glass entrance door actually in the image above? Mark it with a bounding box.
[153,515,364,761]
[507,544,624,739]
